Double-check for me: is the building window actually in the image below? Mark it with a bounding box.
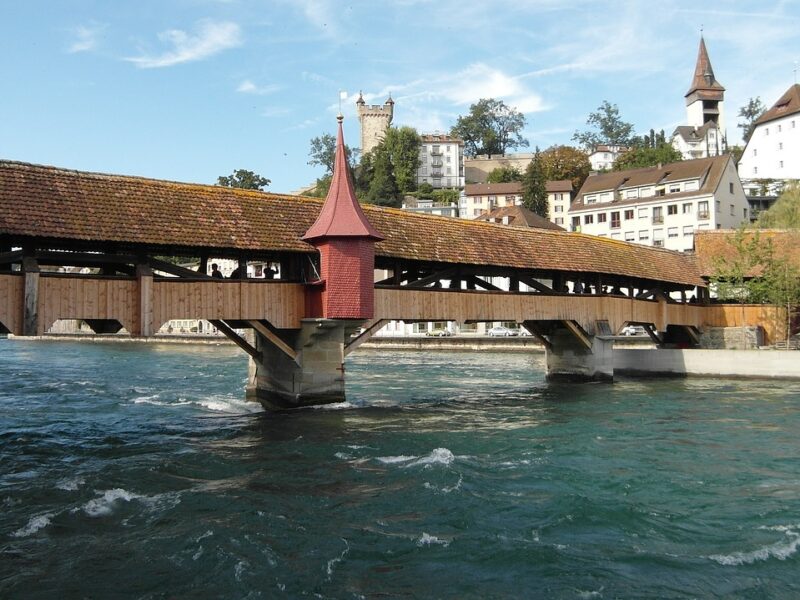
[779,143,783,150]
[667,204,677,215]
[624,231,635,241]
[652,206,663,224]
[669,184,680,194]
[698,201,709,219]
[682,203,692,214]
[743,208,748,219]
[638,230,649,242]
[780,161,784,168]
[572,216,581,230]
[778,124,782,132]
[729,182,734,194]
[716,200,721,211]
[624,209,634,220]
[626,189,639,199]
[683,226,694,236]
[765,128,769,136]
[610,211,620,228]
[668,227,679,238]
[730,204,734,216]
[585,195,597,204]
[638,208,648,219]
[584,214,594,224]
[555,217,564,225]
[598,213,607,223]
[754,166,758,175]
[753,149,757,156]
[554,205,563,213]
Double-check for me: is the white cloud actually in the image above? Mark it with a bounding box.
[126,20,242,69]
[67,23,105,54]
[237,79,283,95]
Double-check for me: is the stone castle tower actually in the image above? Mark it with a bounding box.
[356,92,394,154]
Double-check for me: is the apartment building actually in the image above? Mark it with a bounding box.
[547,180,573,227]
[417,134,465,189]
[569,155,748,252]
[461,182,522,218]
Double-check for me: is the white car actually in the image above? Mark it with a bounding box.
[487,326,517,337]
[621,325,646,336]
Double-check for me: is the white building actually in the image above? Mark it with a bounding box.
[569,155,748,252]
[547,180,573,227]
[588,145,629,171]
[417,134,465,189]
[672,37,727,160]
[401,196,459,218]
[737,84,800,181]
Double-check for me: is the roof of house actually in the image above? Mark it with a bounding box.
[0,159,705,287]
[420,134,463,144]
[686,37,725,97]
[571,155,731,212]
[546,180,573,193]
[590,145,630,154]
[672,121,720,143]
[464,182,523,196]
[755,83,800,127]
[473,205,565,231]
[694,229,800,278]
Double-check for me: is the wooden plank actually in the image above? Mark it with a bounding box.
[345,319,388,356]
[562,320,592,350]
[210,320,261,361]
[248,320,297,362]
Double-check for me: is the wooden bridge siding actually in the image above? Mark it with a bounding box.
[703,304,786,344]
[152,281,305,330]
[373,288,706,333]
[0,274,24,334]
[37,276,140,335]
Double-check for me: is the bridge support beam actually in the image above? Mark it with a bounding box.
[545,324,614,383]
[246,318,358,410]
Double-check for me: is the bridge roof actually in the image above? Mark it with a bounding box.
[0,160,704,287]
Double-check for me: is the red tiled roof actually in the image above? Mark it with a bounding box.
[686,37,724,97]
[0,160,705,287]
[755,84,800,126]
[546,180,572,193]
[474,205,565,231]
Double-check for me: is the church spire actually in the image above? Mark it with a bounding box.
[686,36,725,98]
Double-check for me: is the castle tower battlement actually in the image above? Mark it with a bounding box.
[356,92,394,155]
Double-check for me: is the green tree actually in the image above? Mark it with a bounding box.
[382,126,422,194]
[613,144,682,171]
[217,169,270,190]
[451,98,529,157]
[758,183,800,229]
[416,182,435,199]
[521,148,547,217]
[486,165,522,183]
[538,145,591,191]
[308,134,359,174]
[737,97,766,143]
[572,101,635,150]
[365,146,399,206]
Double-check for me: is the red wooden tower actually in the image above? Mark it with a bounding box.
[302,115,384,319]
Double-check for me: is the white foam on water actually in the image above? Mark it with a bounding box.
[375,455,417,464]
[192,547,204,561]
[56,477,85,491]
[195,396,261,414]
[407,448,455,468]
[709,529,800,565]
[417,532,450,547]
[326,538,350,579]
[81,488,141,517]
[577,588,604,599]
[12,513,54,537]
[423,474,463,494]
[234,560,248,582]
[334,452,353,460]
[310,401,355,411]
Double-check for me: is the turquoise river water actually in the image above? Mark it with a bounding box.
[1,339,800,598]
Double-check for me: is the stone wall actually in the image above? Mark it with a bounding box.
[699,326,764,350]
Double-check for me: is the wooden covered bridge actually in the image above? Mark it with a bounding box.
[0,119,738,408]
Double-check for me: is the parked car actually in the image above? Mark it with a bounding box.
[620,325,646,336]
[426,328,452,337]
[487,326,517,337]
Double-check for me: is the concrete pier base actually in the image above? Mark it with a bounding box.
[246,318,358,410]
[545,330,614,382]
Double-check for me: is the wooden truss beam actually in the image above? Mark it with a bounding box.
[562,319,593,350]
[209,320,261,361]
[520,320,552,350]
[248,320,298,362]
[344,319,389,356]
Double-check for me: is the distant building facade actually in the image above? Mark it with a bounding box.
[569,155,748,252]
[672,37,727,160]
[737,84,800,181]
[463,153,535,184]
[417,134,464,189]
[588,145,629,171]
[461,182,523,218]
[401,196,459,218]
[356,92,394,155]
[546,180,573,228]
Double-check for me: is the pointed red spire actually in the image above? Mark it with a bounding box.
[302,115,384,242]
[686,37,725,97]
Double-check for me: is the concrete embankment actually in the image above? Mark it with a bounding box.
[615,348,800,380]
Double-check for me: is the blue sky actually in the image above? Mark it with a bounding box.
[1,0,798,193]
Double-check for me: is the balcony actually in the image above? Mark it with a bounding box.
[698,211,710,220]
[431,161,443,168]
[652,216,664,225]
[430,150,443,156]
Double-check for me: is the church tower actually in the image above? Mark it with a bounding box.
[356,92,394,155]
[685,36,726,133]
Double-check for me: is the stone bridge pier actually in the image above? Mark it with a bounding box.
[527,320,615,382]
[246,319,360,410]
